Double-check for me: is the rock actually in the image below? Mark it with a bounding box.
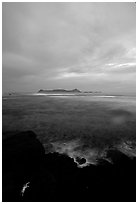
[75,156,86,165]
[2,131,55,201]
[2,131,136,202]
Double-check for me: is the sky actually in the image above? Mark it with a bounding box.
[2,2,136,94]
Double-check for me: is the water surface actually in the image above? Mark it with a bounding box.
[3,93,136,166]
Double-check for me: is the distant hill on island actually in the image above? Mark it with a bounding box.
[38,89,81,93]
[38,89,102,94]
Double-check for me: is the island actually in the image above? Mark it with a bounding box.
[38,88,81,94]
[38,89,102,94]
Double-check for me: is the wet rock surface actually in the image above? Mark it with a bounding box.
[2,131,136,202]
[75,156,87,165]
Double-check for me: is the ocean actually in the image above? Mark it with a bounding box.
[2,93,136,167]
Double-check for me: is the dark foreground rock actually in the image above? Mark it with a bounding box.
[2,131,136,202]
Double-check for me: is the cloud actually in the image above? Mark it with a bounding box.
[2,2,136,93]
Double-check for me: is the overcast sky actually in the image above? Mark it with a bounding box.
[2,2,136,94]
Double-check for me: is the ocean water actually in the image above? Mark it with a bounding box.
[2,93,136,167]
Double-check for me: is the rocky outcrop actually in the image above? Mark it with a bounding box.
[2,131,136,202]
[2,131,55,201]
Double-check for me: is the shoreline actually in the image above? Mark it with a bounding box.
[2,131,136,202]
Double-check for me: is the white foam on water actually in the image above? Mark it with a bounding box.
[49,139,135,168]
[21,182,30,196]
[50,140,108,167]
[116,141,136,158]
